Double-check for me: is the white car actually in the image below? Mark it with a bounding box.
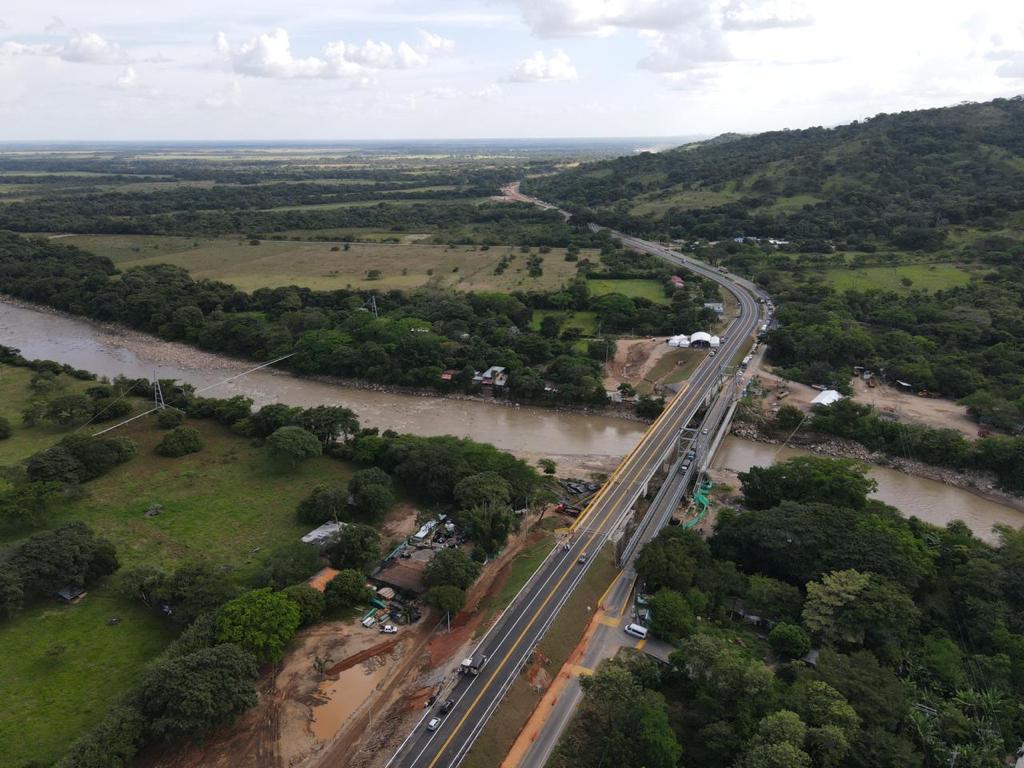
[379,624,397,634]
[427,717,441,731]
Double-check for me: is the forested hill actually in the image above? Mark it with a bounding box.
[524,97,1024,250]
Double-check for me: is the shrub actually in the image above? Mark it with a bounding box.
[267,426,322,469]
[156,409,185,429]
[155,426,203,457]
[324,569,374,611]
[282,584,326,626]
[0,415,12,439]
[769,622,812,659]
[296,484,346,525]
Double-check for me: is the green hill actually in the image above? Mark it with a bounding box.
[525,97,1024,251]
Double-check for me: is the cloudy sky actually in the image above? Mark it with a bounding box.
[0,0,1022,141]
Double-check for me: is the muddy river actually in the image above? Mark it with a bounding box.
[713,436,1024,543]
[0,298,644,462]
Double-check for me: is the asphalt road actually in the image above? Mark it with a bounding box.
[385,207,763,768]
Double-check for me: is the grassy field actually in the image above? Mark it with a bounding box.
[462,545,618,768]
[529,310,599,336]
[587,278,669,304]
[60,235,589,293]
[0,595,171,768]
[821,263,974,293]
[0,366,92,466]
[0,367,362,765]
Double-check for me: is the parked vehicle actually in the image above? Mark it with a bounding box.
[361,616,376,628]
[624,623,649,639]
[379,624,397,634]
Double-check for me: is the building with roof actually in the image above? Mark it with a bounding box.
[301,521,346,545]
[703,302,725,314]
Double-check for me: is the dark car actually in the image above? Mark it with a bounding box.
[440,698,456,714]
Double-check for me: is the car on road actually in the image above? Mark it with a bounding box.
[379,624,397,634]
[427,717,441,731]
[624,623,649,639]
[440,698,456,714]
[578,552,588,564]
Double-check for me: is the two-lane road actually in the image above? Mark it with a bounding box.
[386,201,763,768]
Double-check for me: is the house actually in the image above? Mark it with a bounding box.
[440,369,457,382]
[372,556,429,596]
[668,275,686,289]
[411,518,439,544]
[703,302,725,315]
[478,365,508,388]
[301,521,346,545]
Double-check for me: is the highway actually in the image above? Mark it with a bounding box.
[385,192,763,768]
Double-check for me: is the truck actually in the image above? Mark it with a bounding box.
[717,266,729,274]
[459,652,489,676]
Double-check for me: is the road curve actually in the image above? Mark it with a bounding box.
[385,195,764,768]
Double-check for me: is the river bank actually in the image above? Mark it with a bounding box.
[0,296,646,472]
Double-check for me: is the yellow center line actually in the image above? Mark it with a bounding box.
[426,384,692,768]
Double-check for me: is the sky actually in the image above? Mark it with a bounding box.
[0,0,1022,141]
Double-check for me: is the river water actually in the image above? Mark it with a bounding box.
[713,436,1024,544]
[0,298,645,463]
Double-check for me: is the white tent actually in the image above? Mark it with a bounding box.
[811,389,843,406]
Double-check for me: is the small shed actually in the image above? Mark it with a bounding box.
[56,585,86,604]
[301,521,346,545]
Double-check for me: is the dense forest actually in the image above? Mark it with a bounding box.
[552,456,1024,768]
[0,232,716,406]
[526,98,1024,250]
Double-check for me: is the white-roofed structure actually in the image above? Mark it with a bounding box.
[811,389,843,406]
[689,331,713,348]
[667,334,690,348]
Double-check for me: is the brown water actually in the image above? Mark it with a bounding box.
[0,298,645,460]
[310,655,391,741]
[713,436,1024,543]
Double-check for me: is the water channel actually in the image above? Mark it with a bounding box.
[713,436,1024,543]
[2,297,1019,542]
[0,297,645,463]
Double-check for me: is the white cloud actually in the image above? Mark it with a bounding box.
[509,49,578,82]
[472,84,503,100]
[216,27,454,80]
[514,0,708,37]
[988,50,1024,78]
[425,86,458,99]
[639,28,733,73]
[199,78,242,109]
[722,0,813,31]
[116,66,138,88]
[0,18,8,31]
[44,16,67,35]
[61,30,125,64]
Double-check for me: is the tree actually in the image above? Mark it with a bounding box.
[648,588,695,644]
[291,405,359,446]
[44,394,94,425]
[216,588,300,662]
[635,395,666,419]
[323,569,374,611]
[10,521,118,596]
[459,502,515,557]
[135,644,258,739]
[774,404,805,431]
[155,426,203,457]
[0,415,11,439]
[348,467,395,519]
[453,471,512,511]
[57,705,146,768]
[538,458,557,475]
[745,575,804,621]
[0,565,23,620]
[267,426,322,469]
[739,456,877,511]
[768,622,811,659]
[325,523,381,573]
[0,480,62,531]
[425,548,481,589]
[296,484,345,525]
[158,562,237,625]
[424,585,466,616]
[246,403,301,439]
[257,541,322,589]
[281,584,325,626]
[737,711,813,768]
[635,530,698,594]
[802,570,918,655]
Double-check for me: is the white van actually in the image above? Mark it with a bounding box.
[624,623,649,639]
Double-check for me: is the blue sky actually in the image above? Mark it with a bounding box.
[0,0,1022,140]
